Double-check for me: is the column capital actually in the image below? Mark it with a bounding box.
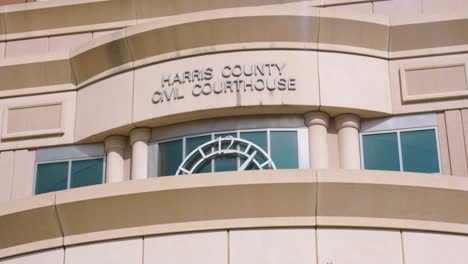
[104,135,128,152]
[130,127,151,145]
[304,111,330,128]
[335,113,360,130]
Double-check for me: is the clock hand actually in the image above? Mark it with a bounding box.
[239,150,257,171]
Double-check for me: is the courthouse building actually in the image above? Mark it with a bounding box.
[1,0,468,263]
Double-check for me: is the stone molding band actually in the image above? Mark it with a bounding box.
[0,11,467,97]
[1,169,468,259]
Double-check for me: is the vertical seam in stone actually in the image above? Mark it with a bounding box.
[316,10,322,111]
[1,12,6,58]
[53,194,66,257]
[72,70,80,143]
[227,230,231,264]
[314,170,319,264]
[8,151,16,200]
[7,151,15,200]
[439,112,452,175]
[125,28,137,131]
[447,110,468,176]
[460,109,468,174]
[133,0,141,24]
[141,236,145,264]
[400,230,406,264]
[447,111,458,175]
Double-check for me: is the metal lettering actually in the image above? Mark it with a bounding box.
[172,72,182,85]
[161,74,171,87]
[275,63,286,76]
[204,68,213,80]
[152,91,162,103]
[266,79,276,91]
[255,79,265,91]
[183,71,192,83]
[232,65,242,77]
[202,83,212,95]
[278,78,287,90]
[162,88,175,101]
[222,66,231,78]
[154,63,295,104]
[192,84,202,96]
[288,78,296,90]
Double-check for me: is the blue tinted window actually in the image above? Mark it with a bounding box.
[362,133,400,171]
[240,131,268,170]
[186,135,212,173]
[35,162,69,194]
[271,131,298,169]
[70,158,104,189]
[158,140,183,176]
[214,133,238,172]
[401,129,439,173]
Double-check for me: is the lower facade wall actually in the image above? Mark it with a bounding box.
[2,228,468,264]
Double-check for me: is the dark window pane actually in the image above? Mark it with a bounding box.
[186,135,212,173]
[240,131,268,170]
[401,129,439,173]
[35,162,68,194]
[70,158,104,189]
[271,131,298,169]
[363,133,400,171]
[158,140,183,176]
[214,133,238,172]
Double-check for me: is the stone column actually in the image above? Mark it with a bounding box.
[304,112,329,169]
[130,128,151,180]
[104,135,127,183]
[335,114,361,169]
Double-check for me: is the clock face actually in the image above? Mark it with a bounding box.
[175,136,276,175]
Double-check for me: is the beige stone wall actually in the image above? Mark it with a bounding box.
[2,228,468,264]
[436,110,468,177]
[2,169,468,259]
[0,149,35,203]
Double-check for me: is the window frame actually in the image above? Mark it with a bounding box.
[33,155,106,195]
[360,126,442,173]
[152,127,308,177]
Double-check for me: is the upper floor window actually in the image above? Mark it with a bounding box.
[34,144,105,195]
[153,128,308,176]
[360,114,440,173]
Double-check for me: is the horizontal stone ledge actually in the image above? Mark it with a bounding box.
[0,10,465,96]
[1,169,468,259]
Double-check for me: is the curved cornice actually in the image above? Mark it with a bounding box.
[1,0,315,40]
[1,169,468,259]
[0,9,467,98]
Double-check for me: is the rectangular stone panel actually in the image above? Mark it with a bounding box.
[230,228,316,264]
[3,104,62,140]
[403,231,468,264]
[317,228,403,264]
[144,231,227,264]
[65,238,142,264]
[401,64,468,102]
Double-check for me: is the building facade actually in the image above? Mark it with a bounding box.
[1,0,468,263]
